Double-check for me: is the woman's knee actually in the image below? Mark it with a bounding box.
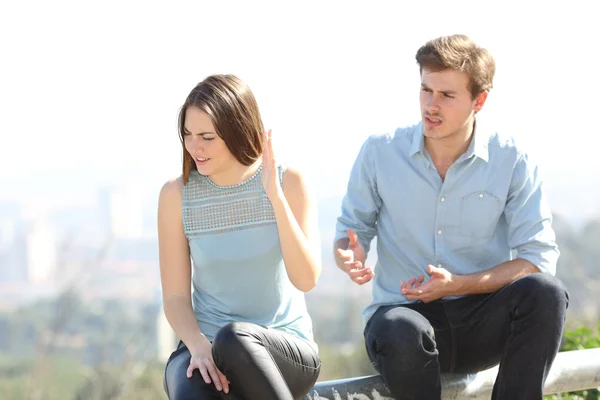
[212,322,260,366]
[165,356,224,399]
[168,383,202,400]
[164,349,203,400]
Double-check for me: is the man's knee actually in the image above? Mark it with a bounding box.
[366,306,436,358]
[512,273,569,317]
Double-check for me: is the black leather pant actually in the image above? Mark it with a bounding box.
[164,322,321,400]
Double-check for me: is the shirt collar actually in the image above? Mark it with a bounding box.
[467,119,490,162]
[409,120,490,162]
[408,122,425,157]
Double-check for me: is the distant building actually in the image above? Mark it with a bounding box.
[154,285,178,362]
[99,184,147,240]
[157,309,178,362]
[26,219,57,284]
[0,203,28,284]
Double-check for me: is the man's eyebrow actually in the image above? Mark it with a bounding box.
[421,84,457,95]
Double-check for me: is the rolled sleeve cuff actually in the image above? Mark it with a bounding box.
[516,246,559,276]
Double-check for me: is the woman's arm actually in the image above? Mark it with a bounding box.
[158,178,228,392]
[270,167,322,292]
[158,178,205,352]
[261,130,321,292]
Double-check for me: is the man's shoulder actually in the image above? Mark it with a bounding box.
[486,128,530,159]
[482,127,546,176]
[364,123,419,149]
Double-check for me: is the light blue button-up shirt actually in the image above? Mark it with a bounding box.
[335,120,559,325]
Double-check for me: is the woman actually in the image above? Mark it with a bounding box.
[158,74,322,399]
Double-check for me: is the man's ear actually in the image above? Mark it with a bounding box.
[473,91,488,112]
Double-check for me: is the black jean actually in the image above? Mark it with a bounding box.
[164,322,321,400]
[364,273,569,400]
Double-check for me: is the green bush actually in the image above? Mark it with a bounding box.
[544,326,600,400]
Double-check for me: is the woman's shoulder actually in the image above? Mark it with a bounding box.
[280,164,312,196]
[159,176,184,204]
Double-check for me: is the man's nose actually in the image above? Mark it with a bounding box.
[426,96,440,113]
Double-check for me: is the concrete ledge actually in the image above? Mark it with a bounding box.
[304,348,600,400]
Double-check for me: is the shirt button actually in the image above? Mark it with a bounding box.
[437,264,442,268]
[440,197,445,202]
[437,230,442,235]
[479,193,484,198]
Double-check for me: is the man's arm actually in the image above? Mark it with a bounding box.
[333,137,382,284]
[455,152,558,293]
[402,259,538,302]
[403,151,558,302]
[454,258,539,295]
[334,237,353,268]
[503,152,559,275]
[335,230,373,285]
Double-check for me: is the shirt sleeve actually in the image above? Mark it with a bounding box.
[504,152,559,275]
[334,136,382,254]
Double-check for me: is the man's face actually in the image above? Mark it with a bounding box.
[419,68,487,141]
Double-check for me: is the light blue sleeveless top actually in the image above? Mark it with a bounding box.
[182,164,317,350]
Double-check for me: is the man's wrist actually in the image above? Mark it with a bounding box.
[452,274,470,296]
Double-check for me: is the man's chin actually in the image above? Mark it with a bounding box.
[423,127,440,138]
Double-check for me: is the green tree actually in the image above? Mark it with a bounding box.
[545,326,600,400]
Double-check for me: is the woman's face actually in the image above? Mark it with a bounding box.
[183,106,238,178]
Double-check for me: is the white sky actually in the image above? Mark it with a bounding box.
[1,0,598,201]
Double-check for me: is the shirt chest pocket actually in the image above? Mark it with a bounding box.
[459,191,504,239]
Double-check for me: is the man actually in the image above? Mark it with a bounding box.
[333,34,569,400]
